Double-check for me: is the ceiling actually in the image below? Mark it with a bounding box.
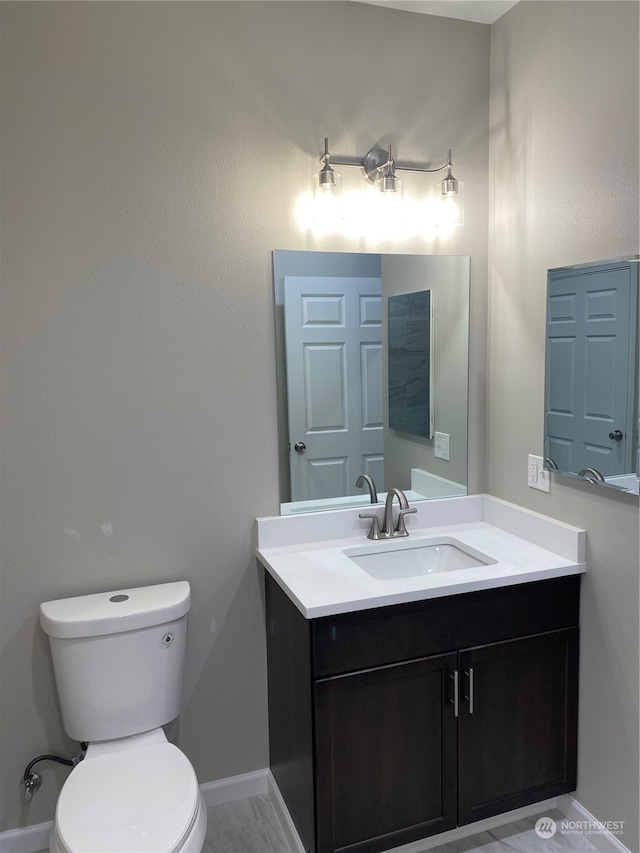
[352,0,519,25]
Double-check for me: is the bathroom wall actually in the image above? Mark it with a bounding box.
[488,2,639,847]
[0,1,490,832]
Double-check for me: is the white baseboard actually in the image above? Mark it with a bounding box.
[267,770,306,853]
[199,767,269,808]
[0,821,53,853]
[557,795,633,853]
[0,780,632,853]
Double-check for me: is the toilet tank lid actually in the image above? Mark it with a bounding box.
[39,581,191,639]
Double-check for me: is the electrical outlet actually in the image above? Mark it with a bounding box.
[435,431,450,461]
[527,454,551,493]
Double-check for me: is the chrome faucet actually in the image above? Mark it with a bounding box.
[359,487,416,540]
[578,467,605,483]
[355,474,378,504]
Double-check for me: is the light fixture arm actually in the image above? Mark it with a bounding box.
[393,148,455,176]
[324,141,455,184]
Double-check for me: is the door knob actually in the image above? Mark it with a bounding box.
[608,429,623,441]
[294,442,306,454]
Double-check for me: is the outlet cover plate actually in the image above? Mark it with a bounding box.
[435,432,450,461]
[528,454,551,492]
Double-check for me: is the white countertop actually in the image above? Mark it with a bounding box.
[256,495,586,618]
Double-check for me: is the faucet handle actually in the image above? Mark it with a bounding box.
[394,507,417,536]
[359,513,382,540]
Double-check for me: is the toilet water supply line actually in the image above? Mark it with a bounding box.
[21,749,86,800]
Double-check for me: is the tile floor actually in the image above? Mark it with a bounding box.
[424,809,602,853]
[34,800,608,853]
[202,799,604,853]
[202,794,293,853]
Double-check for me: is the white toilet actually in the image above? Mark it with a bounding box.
[39,581,207,853]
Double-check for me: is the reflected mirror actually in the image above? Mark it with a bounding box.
[273,251,470,514]
[543,256,639,495]
[388,290,434,439]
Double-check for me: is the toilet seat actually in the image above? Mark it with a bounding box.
[54,741,201,853]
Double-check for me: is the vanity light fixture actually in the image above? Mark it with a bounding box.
[311,137,464,231]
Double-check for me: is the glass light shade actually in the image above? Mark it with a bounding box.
[375,171,403,198]
[311,164,343,232]
[438,176,464,227]
[366,183,406,242]
[314,163,342,200]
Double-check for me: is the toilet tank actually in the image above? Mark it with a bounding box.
[39,582,191,743]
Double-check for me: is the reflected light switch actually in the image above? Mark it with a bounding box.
[435,431,450,461]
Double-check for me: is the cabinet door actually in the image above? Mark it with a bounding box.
[314,653,457,853]
[458,628,579,825]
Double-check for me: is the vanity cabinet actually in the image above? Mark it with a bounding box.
[264,572,580,853]
[314,651,457,851]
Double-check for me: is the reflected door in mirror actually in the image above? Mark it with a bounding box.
[544,259,638,477]
[284,276,383,501]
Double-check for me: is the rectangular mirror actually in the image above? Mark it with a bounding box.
[544,256,639,495]
[273,251,470,514]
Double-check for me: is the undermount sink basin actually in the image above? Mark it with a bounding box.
[344,537,496,581]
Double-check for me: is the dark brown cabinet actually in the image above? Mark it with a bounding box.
[457,630,578,826]
[315,653,458,853]
[265,572,580,853]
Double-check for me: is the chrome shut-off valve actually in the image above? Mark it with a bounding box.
[20,771,42,800]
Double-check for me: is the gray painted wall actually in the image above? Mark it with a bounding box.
[0,1,490,832]
[2,0,637,845]
[488,2,639,848]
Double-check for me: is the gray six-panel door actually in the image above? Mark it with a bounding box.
[545,259,638,476]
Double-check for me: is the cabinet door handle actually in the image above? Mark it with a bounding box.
[465,668,474,714]
[450,670,459,717]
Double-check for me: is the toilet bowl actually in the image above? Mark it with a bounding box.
[39,582,207,853]
[49,729,207,853]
